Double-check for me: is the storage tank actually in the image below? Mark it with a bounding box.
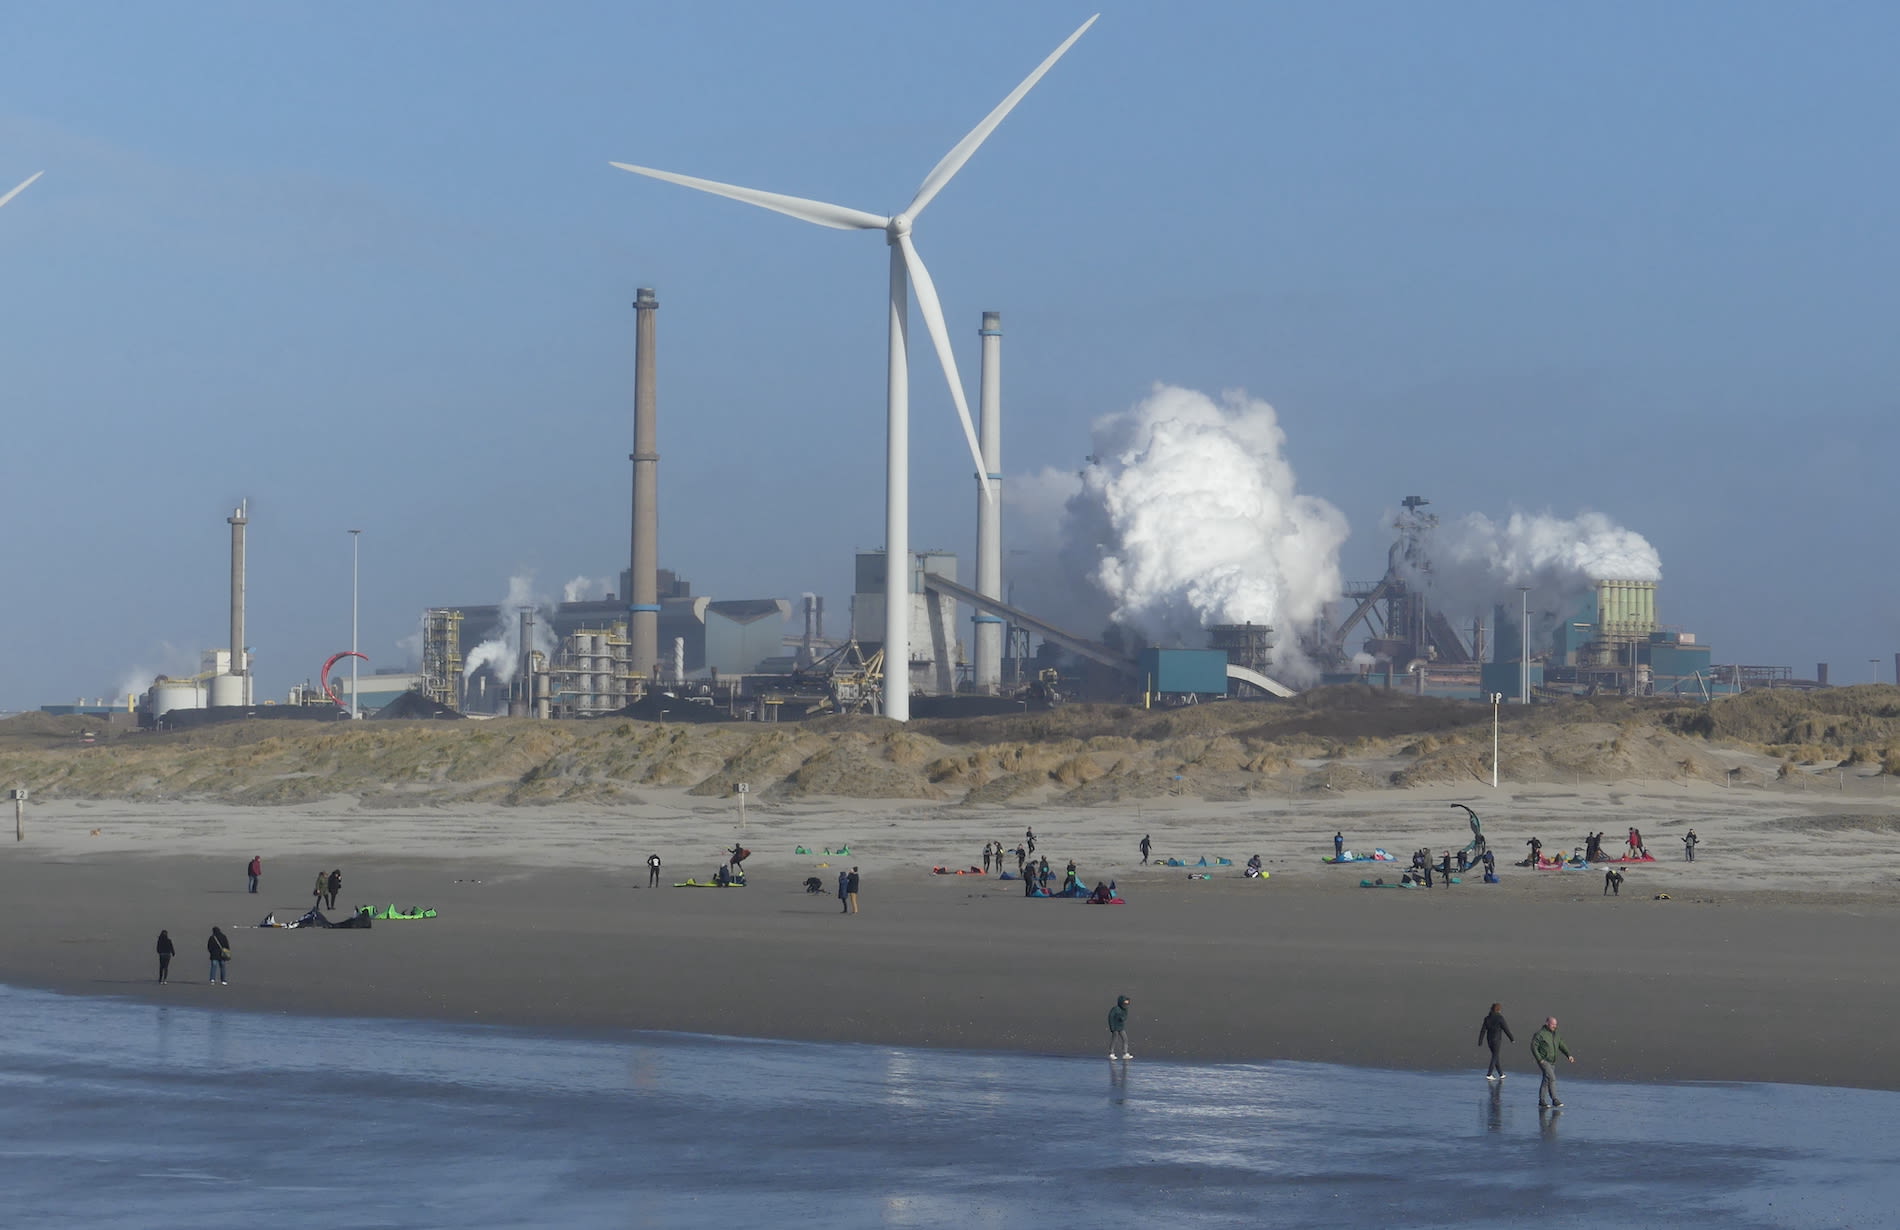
[206,674,245,707]
[148,678,203,718]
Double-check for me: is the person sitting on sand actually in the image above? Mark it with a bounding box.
[1246,853,1263,875]
[1090,881,1114,904]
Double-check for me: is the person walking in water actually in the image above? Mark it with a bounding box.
[246,855,262,894]
[1139,834,1151,865]
[156,930,175,983]
[1107,994,1132,1059]
[1532,1016,1576,1108]
[1478,1002,1514,1080]
[646,853,662,887]
[207,927,231,985]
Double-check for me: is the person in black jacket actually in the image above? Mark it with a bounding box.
[326,869,343,911]
[646,853,663,887]
[207,927,231,985]
[156,930,175,983]
[844,867,860,914]
[1479,1002,1514,1080]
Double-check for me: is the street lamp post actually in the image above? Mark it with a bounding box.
[349,529,362,719]
[1490,693,1503,788]
[1517,586,1531,705]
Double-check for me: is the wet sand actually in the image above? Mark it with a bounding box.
[4,785,1899,1090]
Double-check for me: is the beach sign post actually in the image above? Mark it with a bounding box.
[737,782,749,828]
[10,786,26,841]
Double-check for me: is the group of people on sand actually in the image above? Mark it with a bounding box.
[311,868,344,912]
[1402,847,1496,887]
[1478,1003,1577,1110]
[154,926,232,985]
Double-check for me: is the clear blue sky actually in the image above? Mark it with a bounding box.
[2,0,1895,706]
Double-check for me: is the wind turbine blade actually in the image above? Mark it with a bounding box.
[610,162,885,231]
[897,234,993,502]
[0,171,45,211]
[905,15,1099,219]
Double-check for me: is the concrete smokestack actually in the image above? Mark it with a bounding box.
[228,500,248,686]
[629,287,661,687]
[973,311,1004,693]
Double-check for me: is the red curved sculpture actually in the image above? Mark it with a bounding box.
[320,651,369,709]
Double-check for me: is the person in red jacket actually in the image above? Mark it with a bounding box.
[246,855,262,894]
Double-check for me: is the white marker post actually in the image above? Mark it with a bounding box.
[11,786,27,842]
[737,782,749,827]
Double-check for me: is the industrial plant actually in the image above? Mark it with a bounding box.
[101,283,1854,733]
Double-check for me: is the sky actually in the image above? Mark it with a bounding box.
[2,0,1897,707]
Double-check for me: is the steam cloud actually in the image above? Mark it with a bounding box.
[1022,385,1348,678]
[1417,510,1664,633]
[463,574,557,685]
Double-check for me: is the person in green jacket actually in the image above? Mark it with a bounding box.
[1107,995,1132,1060]
[1532,1016,1576,1108]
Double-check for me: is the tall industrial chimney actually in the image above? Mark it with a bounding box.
[973,311,1004,693]
[227,501,248,699]
[629,287,661,688]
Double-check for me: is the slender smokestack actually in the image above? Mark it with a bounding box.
[630,287,661,685]
[974,311,1004,693]
[227,501,248,683]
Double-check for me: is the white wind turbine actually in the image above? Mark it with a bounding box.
[0,171,44,212]
[612,15,1097,721]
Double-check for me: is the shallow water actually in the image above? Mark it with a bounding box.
[0,984,1892,1228]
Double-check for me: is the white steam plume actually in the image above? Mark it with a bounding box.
[463,574,557,685]
[1037,384,1348,678]
[1419,510,1663,635]
[562,575,613,603]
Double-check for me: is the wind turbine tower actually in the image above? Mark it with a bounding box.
[974,311,1004,693]
[612,16,1098,720]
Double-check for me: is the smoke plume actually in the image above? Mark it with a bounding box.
[562,576,613,603]
[1026,384,1348,678]
[463,574,557,685]
[1418,510,1663,634]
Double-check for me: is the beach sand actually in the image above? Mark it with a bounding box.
[3,777,1896,1090]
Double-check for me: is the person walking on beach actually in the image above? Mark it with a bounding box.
[1025,827,1037,856]
[312,871,328,913]
[246,855,262,894]
[836,869,848,911]
[326,869,342,911]
[647,853,662,887]
[1334,831,1344,859]
[982,842,993,873]
[845,867,860,914]
[1478,1002,1514,1080]
[1532,1016,1575,1108]
[1526,836,1543,867]
[1139,834,1151,864]
[1682,829,1699,862]
[1604,867,1624,897]
[156,930,175,983]
[1107,995,1132,1059]
[1015,844,1027,874]
[207,927,231,985]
